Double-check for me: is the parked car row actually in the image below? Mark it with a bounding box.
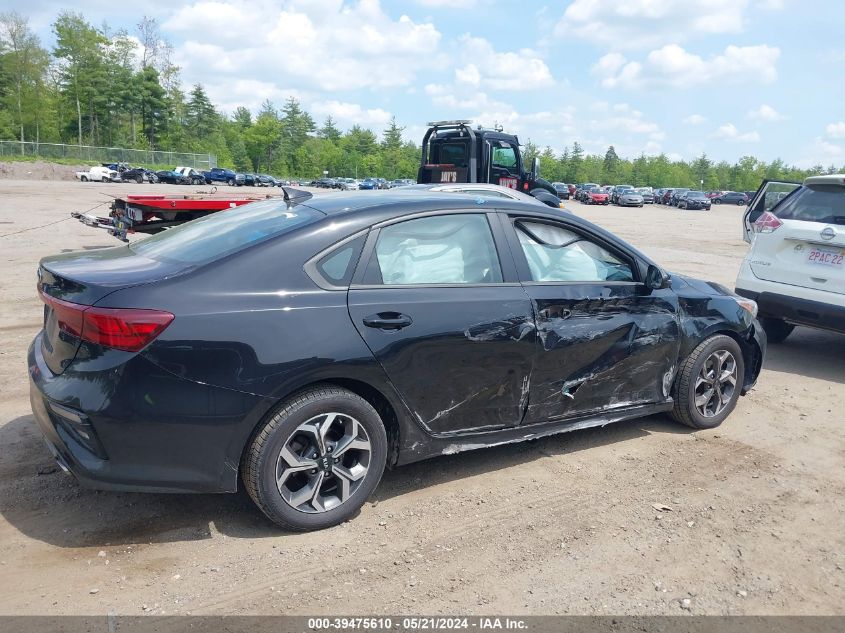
[311,177,416,190]
[74,164,296,187]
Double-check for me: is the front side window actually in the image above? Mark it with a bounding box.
[516,221,634,283]
[492,143,517,170]
[371,214,503,285]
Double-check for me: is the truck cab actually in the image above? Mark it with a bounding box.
[417,120,561,208]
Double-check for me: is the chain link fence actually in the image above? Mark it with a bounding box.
[0,141,216,169]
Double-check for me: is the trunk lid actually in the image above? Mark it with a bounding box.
[38,245,184,374]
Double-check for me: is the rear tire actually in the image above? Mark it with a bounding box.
[737,199,745,206]
[671,335,745,429]
[135,175,143,184]
[228,178,235,186]
[242,386,387,531]
[760,317,794,343]
[714,199,722,204]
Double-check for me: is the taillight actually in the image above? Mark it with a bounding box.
[753,211,782,234]
[40,290,174,352]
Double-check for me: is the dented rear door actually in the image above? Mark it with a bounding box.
[504,217,681,425]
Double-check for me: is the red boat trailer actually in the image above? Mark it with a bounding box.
[72,192,281,241]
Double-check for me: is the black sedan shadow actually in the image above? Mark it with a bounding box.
[762,326,845,385]
[0,412,687,547]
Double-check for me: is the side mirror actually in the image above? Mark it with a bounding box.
[645,264,671,290]
[531,157,540,180]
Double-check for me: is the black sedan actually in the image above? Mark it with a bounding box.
[678,190,711,210]
[154,170,189,185]
[29,190,765,531]
[552,182,570,200]
[713,191,749,205]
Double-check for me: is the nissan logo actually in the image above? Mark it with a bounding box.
[821,227,836,241]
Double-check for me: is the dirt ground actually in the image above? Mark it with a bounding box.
[0,179,842,616]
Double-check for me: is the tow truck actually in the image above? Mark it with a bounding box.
[72,192,283,242]
[417,120,561,208]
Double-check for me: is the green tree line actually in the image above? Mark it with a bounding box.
[0,9,837,185]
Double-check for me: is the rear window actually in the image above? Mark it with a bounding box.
[129,199,320,264]
[774,185,845,226]
[437,143,468,168]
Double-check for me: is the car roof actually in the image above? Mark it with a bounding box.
[804,174,845,187]
[295,190,657,268]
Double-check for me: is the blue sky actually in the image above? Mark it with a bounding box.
[10,0,845,166]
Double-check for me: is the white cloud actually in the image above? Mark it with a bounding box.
[825,122,845,139]
[557,0,750,50]
[416,0,476,5]
[453,35,554,91]
[588,103,663,138]
[713,123,760,143]
[684,114,707,125]
[310,101,392,130]
[163,0,442,102]
[748,104,785,121]
[593,44,780,89]
[795,137,843,169]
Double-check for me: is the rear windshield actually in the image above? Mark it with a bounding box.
[774,185,845,226]
[129,199,320,264]
[436,143,468,167]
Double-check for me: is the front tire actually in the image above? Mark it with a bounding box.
[714,198,722,204]
[671,335,745,429]
[760,317,794,343]
[242,386,387,531]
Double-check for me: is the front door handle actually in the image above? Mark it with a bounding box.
[363,312,413,331]
[538,308,572,320]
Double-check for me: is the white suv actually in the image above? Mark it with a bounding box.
[735,175,845,342]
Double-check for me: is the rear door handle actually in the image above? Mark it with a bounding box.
[363,312,413,330]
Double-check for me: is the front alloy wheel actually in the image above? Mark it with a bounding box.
[671,334,745,429]
[693,350,737,418]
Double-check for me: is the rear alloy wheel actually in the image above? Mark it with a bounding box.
[243,386,387,531]
[760,317,794,344]
[671,335,745,429]
[736,199,745,206]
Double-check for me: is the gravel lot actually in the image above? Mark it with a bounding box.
[0,179,843,616]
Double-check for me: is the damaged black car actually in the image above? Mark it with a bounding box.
[29,190,765,531]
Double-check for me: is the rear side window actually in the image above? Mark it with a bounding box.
[773,185,845,226]
[367,214,503,285]
[314,234,366,287]
[130,199,320,265]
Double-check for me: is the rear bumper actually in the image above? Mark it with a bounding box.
[735,288,845,334]
[28,333,274,493]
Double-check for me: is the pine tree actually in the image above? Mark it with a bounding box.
[319,116,341,142]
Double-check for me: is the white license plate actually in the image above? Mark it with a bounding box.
[807,247,844,268]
